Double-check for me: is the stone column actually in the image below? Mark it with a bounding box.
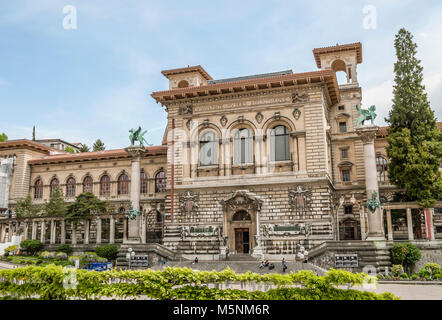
[424,208,435,240]
[109,216,115,244]
[8,222,12,242]
[124,146,146,243]
[141,213,146,244]
[40,220,46,244]
[386,209,393,241]
[96,218,102,244]
[71,223,77,245]
[406,208,414,241]
[23,222,28,240]
[0,223,3,243]
[60,219,66,244]
[356,126,384,240]
[50,220,56,244]
[84,220,90,245]
[31,221,37,240]
[123,218,128,242]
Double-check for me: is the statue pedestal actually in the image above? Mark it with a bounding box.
[124,145,147,243]
[251,245,264,260]
[356,126,385,240]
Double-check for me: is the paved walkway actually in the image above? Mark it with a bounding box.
[374,283,442,300]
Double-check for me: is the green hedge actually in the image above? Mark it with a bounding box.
[0,266,398,300]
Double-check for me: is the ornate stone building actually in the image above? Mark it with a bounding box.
[1,43,441,267]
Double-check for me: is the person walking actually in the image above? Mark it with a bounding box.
[282,258,287,273]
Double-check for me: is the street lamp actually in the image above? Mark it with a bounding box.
[126,247,135,269]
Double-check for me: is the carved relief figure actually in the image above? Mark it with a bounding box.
[289,185,313,215]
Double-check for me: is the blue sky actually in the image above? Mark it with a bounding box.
[1,1,441,149]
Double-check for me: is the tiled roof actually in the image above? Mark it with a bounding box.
[207,70,293,84]
[0,139,66,154]
[313,42,363,68]
[28,145,167,165]
[152,69,340,105]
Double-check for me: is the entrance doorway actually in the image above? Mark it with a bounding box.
[235,228,250,254]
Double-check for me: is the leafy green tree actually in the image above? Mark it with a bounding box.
[391,243,421,273]
[0,133,7,142]
[66,192,108,227]
[385,28,442,208]
[15,195,41,218]
[92,139,105,151]
[57,244,73,255]
[95,244,119,261]
[20,239,44,255]
[64,146,75,153]
[44,187,67,217]
[78,144,90,152]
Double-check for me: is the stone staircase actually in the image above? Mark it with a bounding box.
[150,254,326,275]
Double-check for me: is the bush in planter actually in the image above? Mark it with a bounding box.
[391,243,421,273]
[4,245,19,256]
[95,244,118,261]
[20,239,44,255]
[55,252,68,260]
[40,251,56,259]
[418,263,441,280]
[56,244,72,255]
[400,273,409,279]
[391,264,404,277]
[410,274,418,280]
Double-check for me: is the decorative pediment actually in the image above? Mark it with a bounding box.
[220,190,263,212]
[289,185,313,215]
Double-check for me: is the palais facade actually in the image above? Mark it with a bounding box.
[1,43,441,266]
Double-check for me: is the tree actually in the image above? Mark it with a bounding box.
[20,239,44,255]
[15,195,41,218]
[0,133,7,142]
[64,146,75,153]
[385,28,442,208]
[92,139,105,151]
[391,243,421,273]
[78,144,90,152]
[44,186,67,217]
[66,192,108,227]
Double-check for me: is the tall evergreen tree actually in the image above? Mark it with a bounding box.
[44,186,68,217]
[385,28,442,208]
[15,195,41,218]
[78,143,90,152]
[92,139,105,151]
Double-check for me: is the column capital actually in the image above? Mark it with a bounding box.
[125,146,147,159]
[356,126,379,144]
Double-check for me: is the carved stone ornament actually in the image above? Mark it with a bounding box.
[274,112,281,121]
[289,185,313,215]
[255,112,264,124]
[203,119,210,127]
[238,115,245,123]
[293,108,301,120]
[262,223,311,237]
[220,190,263,212]
[220,115,228,127]
[179,103,193,115]
[186,119,193,131]
[180,225,220,239]
[179,190,200,214]
[292,91,309,104]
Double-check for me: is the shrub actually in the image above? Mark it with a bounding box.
[4,245,18,256]
[55,252,68,260]
[391,264,404,277]
[20,239,44,255]
[0,266,399,300]
[391,243,421,272]
[410,274,418,280]
[40,251,55,259]
[400,273,409,279]
[95,244,118,261]
[56,244,73,255]
[418,263,442,280]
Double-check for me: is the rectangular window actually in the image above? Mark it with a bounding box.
[341,149,348,159]
[436,226,442,234]
[338,105,345,111]
[342,170,351,182]
[339,122,347,133]
[344,205,353,214]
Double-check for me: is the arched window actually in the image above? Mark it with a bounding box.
[232,210,251,221]
[177,80,189,88]
[376,156,388,182]
[100,175,111,196]
[50,178,59,196]
[83,176,93,193]
[270,125,290,161]
[66,177,76,198]
[117,173,129,195]
[140,171,148,194]
[155,171,167,193]
[200,130,218,166]
[34,179,43,199]
[234,128,253,164]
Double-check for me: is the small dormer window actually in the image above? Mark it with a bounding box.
[178,80,189,88]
